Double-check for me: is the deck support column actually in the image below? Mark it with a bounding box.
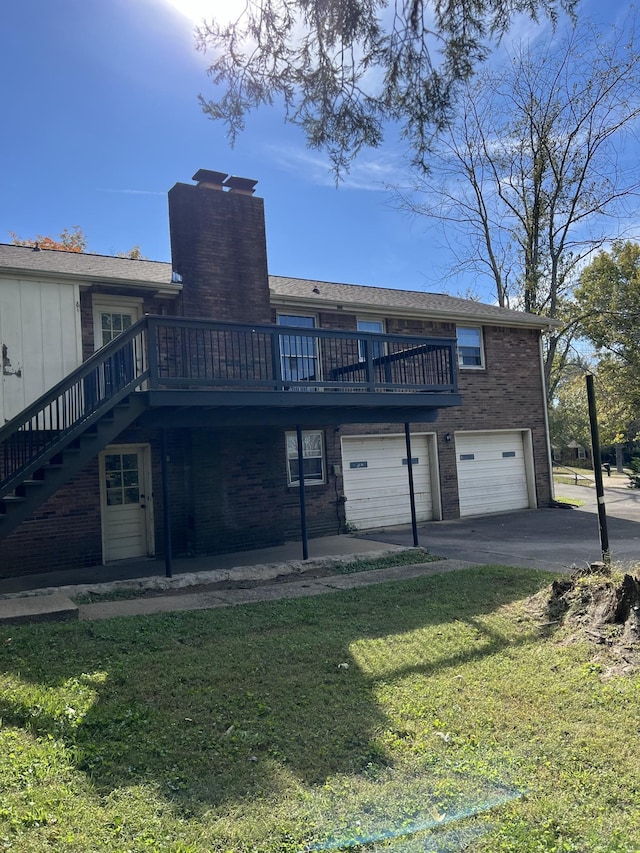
[586,374,610,566]
[404,422,419,548]
[296,424,309,560]
[160,428,173,578]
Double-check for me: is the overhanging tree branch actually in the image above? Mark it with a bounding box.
[196,0,577,176]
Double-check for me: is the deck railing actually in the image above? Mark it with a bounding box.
[0,322,149,496]
[146,316,458,394]
[0,315,458,496]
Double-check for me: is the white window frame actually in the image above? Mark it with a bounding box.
[285,430,326,486]
[277,313,320,385]
[456,326,485,369]
[92,295,143,351]
[357,318,386,362]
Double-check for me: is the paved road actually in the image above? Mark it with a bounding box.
[356,481,640,573]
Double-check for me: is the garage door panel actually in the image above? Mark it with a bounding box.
[456,432,530,517]
[345,495,429,527]
[342,435,433,528]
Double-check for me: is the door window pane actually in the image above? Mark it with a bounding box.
[104,452,140,506]
[101,312,134,346]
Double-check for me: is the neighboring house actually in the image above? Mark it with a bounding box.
[556,441,592,465]
[0,169,556,579]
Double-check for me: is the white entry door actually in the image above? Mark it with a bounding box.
[100,444,154,562]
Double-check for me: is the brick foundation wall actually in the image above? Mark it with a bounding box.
[0,460,103,577]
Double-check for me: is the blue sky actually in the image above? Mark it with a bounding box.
[0,0,630,300]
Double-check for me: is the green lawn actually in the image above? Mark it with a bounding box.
[0,566,638,852]
[554,496,586,507]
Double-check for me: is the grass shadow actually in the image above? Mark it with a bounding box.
[0,566,553,816]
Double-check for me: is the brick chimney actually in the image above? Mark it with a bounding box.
[168,170,271,323]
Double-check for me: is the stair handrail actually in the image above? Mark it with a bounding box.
[0,316,150,497]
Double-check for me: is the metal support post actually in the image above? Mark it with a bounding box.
[296,424,309,560]
[586,374,610,566]
[404,422,419,548]
[160,428,173,578]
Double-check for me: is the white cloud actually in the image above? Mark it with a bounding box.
[268,144,403,191]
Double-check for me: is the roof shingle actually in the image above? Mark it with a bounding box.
[0,243,174,286]
[269,275,557,329]
[0,244,557,329]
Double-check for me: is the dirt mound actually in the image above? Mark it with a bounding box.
[536,565,640,678]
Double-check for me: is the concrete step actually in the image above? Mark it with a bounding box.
[0,593,79,625]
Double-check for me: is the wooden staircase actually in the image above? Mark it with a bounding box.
[0,319,150,542]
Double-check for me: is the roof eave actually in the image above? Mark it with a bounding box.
[0,265,181,297]
[269,291,560,331]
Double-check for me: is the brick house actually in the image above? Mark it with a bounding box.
[0,169,556,579]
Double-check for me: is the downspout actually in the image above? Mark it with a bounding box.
[540,332,555,503]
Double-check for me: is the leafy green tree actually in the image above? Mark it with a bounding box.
[575,241,640,382]
[549,358,638,472]
[574,242,640,469]
[196,0,577,176]
[549,362,591,453]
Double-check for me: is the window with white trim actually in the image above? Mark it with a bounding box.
[285,430,326,486]
[456,326,484,368]
[277,314,319,383]
[357,318,385,361]
[92,296,142,351]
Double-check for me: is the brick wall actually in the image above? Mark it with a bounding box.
[169,180,271,324]
[0,460,103,577]
[335,322,551,519]
[188,426,285,554]
[80,288,174,361]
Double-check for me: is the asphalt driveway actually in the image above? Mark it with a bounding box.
[355,481,640,573]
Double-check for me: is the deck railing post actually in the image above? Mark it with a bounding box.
[271,328,283,390]
[145,317,159,389]
[363,338,376,391]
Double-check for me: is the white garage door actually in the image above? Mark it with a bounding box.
[456,431,530,517]
[341,434,434,529]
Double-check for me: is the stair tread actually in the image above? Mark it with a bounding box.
[0,391,143,542]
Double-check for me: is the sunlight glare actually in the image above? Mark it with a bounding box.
[161,0,247,26]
